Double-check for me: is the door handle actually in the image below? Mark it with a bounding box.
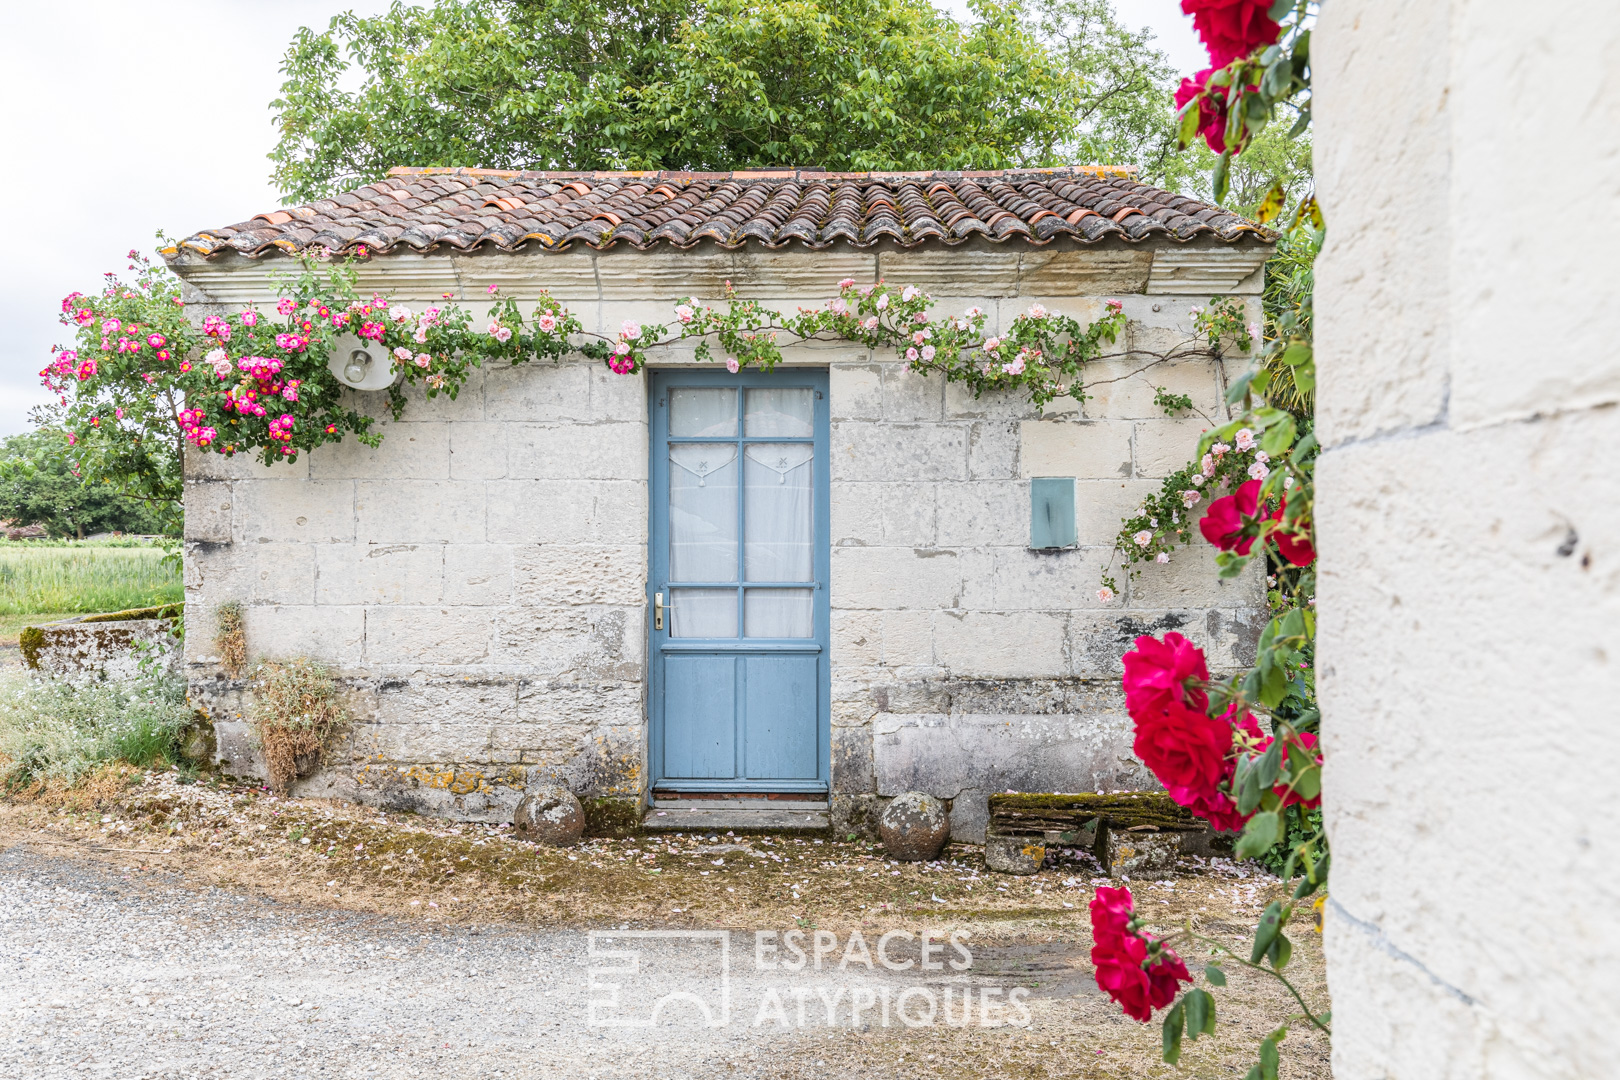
[654,592,664,631]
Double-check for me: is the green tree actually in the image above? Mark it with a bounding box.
[270,0,1182,202]
[0,428,174,539]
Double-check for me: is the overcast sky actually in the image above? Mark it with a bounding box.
[0,1,1203,438]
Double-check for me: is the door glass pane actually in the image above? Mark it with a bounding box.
[669,444,738,581]
[744,388,813,437]
[744,444,813,581]
[670,588,738,638]
[745,589,813,638]
[671,388,737,437]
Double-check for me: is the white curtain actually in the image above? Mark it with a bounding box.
[671,387,737,437]
[743,443,814,637]
[669,442,737,638]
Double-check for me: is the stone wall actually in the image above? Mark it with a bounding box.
[21,616,181,685]
[175,240,1267,830]
[1315,3,1620,1076]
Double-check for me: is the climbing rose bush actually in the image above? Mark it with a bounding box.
[1181,0,1282,66]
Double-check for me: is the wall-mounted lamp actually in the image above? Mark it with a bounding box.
[328,334,397,391]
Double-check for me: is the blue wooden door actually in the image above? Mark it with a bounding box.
[649,369,830,792]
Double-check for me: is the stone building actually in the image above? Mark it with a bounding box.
[167,165,1269,839]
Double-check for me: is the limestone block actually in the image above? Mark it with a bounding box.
[984,835,1045,875]
[1068,610,1204,679]
[356,480,486,544]
[968,421,1019,480]
[830,546,960,610]
[881,610,935,667]
[1128,543,1264,609]
[358,722,497,763]
[307,423,450,480]
[184,481,232,543]
[314,543,444,606]
[508,422,647,481]
[935,482,1028,547]
[586,363,648,420]
[514,544,646,605]
[1082,357,1223,421]
[1008,246,1150,294]
[512,682,644,728]
[242,604,364,666]
[879,364,944,422]
[486,479,646,544]
[934,610,1065,678]
[370,676,518,729]
[996,294,1108,327]
[186,446,305,482]
[483,360,596,424]
[1205,607,1265,673]
[831,726,876,795]
[1019,419,1132,480]
[380,367,485,423]
[238,479,356,544]
[214,720,268,781]
[443,544,515,605]
[182,545,247,612]
[1075,479,1162,546]
[249,543,317,605]
[1126,313,1202,357]
[449,422,511,480]
[944,380,1040,421]
[948,789,990,844]
[831,422,967,482]
[830,482,937,547]
[1102,829,1181,880]
[1133,418,1212,479]
[494,605,640,676]
[364,605,493,666]
[873,708,1147,799]
[957,547,1106,611]
[831,610,884,666]
[829,364,884,421]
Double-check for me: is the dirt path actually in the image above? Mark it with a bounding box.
[0,773,1332,1079]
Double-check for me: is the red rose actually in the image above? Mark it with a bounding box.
[1199,478,1263,553]
[1090,886,1194,1022]
[1122,632,1209,718]
[1181,0,1281,66]
[1174,68,1231,153]
[1253,728,1323,809]
[1133,699,1235,812]
[1270,499,1316,566]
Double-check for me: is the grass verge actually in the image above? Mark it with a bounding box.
[0,542,181,615]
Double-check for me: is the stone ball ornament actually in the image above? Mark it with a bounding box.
[878,790,950,861]
[512,783,586,846]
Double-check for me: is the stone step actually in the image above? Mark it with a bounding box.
[642,800,830,833]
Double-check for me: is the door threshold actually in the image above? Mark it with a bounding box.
[643,798,830,833]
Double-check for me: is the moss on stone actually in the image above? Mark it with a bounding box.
[18,625,45,669]
[79,603,182,624]
[988,791,1199,835]
[582,796,642,838]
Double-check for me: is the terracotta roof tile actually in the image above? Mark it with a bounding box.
[171,166,1267,259]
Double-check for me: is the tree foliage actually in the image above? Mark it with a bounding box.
[0,428,173,539]
[269,0,1187,202]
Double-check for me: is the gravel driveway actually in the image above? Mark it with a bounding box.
[0,843,1100,1080]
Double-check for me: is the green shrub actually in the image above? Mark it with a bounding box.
[0,672,195,787]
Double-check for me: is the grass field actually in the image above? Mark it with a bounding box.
[0,542,182,619]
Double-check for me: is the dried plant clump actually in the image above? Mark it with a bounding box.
[249,658,348,795]
[215,602,246,678]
